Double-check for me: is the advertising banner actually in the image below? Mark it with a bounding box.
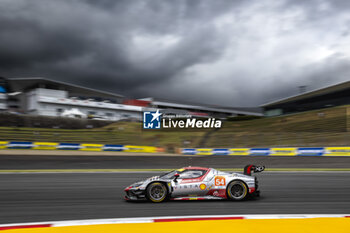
[80,143,104,151]
[103,144,124,151]
[229,148,250,156]
[0,141,8,149]
[182,148,196,155]
[324,147,350,156]
[195,148,213,155]
[249,148,270,156]
[57,143,81,150]
[180,147,350,156]
[124,145,157,153]
[0,141,163,153]
[297,147,324,156]
[7,141,33,149]
[33,142,58,150]
[212,149,229,155]
[270,147,297,156]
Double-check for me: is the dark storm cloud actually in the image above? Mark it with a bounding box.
[0,0,349,106]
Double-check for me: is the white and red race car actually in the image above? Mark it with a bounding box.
[124,165,264,202]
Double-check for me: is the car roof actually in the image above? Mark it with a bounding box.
[181,166,210,171]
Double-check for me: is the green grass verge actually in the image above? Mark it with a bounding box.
[1,105,350,148]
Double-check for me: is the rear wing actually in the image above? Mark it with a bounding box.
[244,165,265,176]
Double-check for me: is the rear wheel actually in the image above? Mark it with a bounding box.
[146,182,168,203]
[226,180,248,201]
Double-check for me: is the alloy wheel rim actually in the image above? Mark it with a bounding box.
[150,185,166,200]
[231,184,244,198]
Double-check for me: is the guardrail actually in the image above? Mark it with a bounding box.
[0,141,164,153]
[181,147,350,156]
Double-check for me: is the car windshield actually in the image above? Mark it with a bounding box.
[159,169,207,179]
[159,170,177,179]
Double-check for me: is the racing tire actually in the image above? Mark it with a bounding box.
[146,182,168,203]
[226,180,248,201]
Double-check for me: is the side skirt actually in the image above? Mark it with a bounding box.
[171,196,225,201]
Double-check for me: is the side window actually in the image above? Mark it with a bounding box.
[179,170,205,179]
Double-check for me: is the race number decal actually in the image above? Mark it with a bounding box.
[215,176,226,186]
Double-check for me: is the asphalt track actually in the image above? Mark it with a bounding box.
[1,154,350,169]
[1,154,350,224]
[1,172,350,224]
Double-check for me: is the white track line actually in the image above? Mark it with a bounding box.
[0,214,349,230]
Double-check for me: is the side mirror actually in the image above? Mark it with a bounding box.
[174,173,180,183]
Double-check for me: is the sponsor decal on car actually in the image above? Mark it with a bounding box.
[215,176,226,186]
[181,178,205,183]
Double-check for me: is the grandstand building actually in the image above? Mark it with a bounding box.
[135,97,262,118]
[0,77,262,121]
[262,80,350,116]
[0,77,143,121]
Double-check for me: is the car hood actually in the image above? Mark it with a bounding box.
[129,176,162,188]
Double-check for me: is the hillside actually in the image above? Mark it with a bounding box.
[0,105,349,150]
[206,105,349,147]
[0,121,207,152]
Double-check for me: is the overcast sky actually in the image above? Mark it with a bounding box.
[0,0,350,107]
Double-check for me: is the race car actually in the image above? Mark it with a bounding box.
[124,165,264,202]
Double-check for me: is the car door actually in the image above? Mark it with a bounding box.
[171,169,208,197]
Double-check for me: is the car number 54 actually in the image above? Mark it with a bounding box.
[215,176,226,186]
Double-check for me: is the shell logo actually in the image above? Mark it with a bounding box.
[199,183,206,190]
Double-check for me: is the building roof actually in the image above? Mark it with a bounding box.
[7,77,124,99]
[260,80,350,107]
[139,97,262,116]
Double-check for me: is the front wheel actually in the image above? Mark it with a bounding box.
[226,180,248,201]
[146,182,168,203]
